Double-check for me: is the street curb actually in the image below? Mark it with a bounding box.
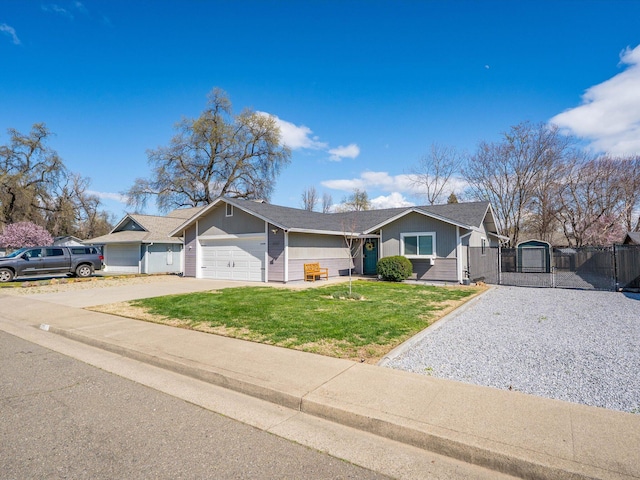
[48,321,626,480]
[48,326,305,411]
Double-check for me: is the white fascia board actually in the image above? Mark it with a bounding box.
[141,239,184,245]
[287,227,362,236]
[110,214,145,234]
[198,233,266,241]
[487,231,511,241]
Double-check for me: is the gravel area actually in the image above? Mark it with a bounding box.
[384,286,640,413]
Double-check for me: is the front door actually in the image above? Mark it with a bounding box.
[363,239,378,275]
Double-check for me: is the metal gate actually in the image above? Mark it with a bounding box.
[468,245,639,291]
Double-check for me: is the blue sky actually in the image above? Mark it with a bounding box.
[2,1,640,220]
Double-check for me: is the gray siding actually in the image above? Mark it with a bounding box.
[199,203,264,236]
[118,219,144,232]
[468,221,500,248]
[287,233,353,282]
[145,243,182,274]
[289,258,354,282]
[410,258,458,282]
[184,226,197,277]
[267,224,284,282]
[381,212,458,258]
[288,232,350,259]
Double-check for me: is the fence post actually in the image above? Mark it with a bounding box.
[612,245,619,291]
[498,245,502,285]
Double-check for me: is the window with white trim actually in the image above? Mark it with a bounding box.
[400,232,436,258]
[481,237,487,255]
[225,203,233,217]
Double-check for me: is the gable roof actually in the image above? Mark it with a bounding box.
[86,207,204,245]
[624,232,640,245]
[170,197,500,237]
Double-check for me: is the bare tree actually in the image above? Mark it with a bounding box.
[340,213,361,295]
[525,151,571,243]
[0,123,113,237]
[619,155,640,232]
[321,192,333,213]
[126,88,291,213]
[409,144,463,205]
[463,122,572,246]
[0,123,65,226]
[337,189,370,212]
[555,155,627,246]
[301,186,319,211]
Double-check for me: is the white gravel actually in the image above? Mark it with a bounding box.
[384,286,640,413]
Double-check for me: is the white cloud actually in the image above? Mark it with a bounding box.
[328,143,360,161]
[0,23,21,45]
[550,45,640,156]
[322,171,414,193]
[41,4,74,19]
[322,170,469,205]
[370,192,415,209]
[74,1,89,15]
[258,112,327,150]
[258,112,360,161]
[321,178,364,191]
[87,190,128,203]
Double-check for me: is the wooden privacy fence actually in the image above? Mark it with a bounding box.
[468,245,640,292]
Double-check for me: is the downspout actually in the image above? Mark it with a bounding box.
[196,220,201,279]
[180,231,185,276]
[264,222,269,283]
[284,230,289,283]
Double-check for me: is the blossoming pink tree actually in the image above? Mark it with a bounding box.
[0,222,53,250]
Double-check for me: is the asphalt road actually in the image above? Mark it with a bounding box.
[0,331,388,480]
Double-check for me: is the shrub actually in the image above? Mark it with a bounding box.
[377,256,412,282]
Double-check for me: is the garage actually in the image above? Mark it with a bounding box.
[105,244,141,273]
[200,236,265,281]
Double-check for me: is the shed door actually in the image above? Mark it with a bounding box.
[105,244,140,273]
[200,237,265,281]
[521,247,546,273]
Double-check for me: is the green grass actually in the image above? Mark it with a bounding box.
[129,280,481,361]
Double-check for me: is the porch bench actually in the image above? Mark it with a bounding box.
[304,262,329,282]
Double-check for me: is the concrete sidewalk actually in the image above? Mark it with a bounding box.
[1,290,639,479]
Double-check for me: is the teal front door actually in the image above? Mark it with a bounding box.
[363,239,378,275]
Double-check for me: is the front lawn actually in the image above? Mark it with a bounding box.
[111,281,484,362]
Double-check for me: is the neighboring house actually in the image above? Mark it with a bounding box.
[169,197,503,283]
[623,232,640,245]
[86,207,203,274]
[53,235,85,247]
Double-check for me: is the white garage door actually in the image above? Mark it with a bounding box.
[105,244,140,273]
[200,237,265,281]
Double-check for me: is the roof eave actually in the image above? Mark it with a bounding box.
[288,227,363,236]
